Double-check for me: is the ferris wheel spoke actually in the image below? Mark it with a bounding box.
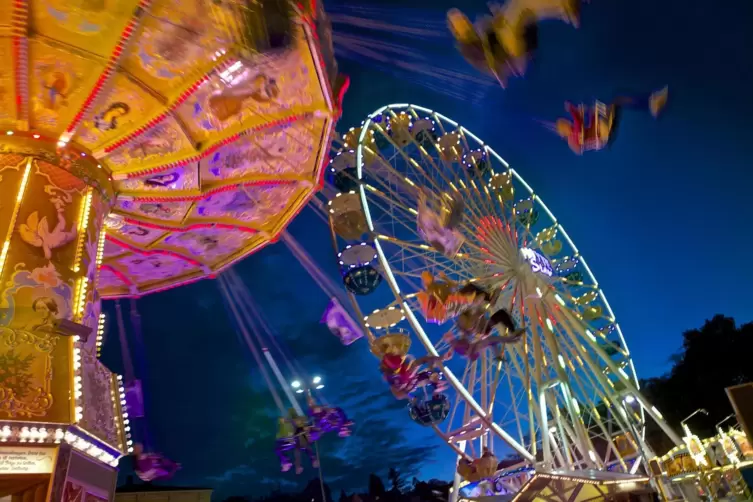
[552,308,646,440]
[549,321,634,470]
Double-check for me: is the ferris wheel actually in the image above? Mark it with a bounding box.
[323,104,681,491]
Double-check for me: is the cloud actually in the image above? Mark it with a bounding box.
[209,465,257,483]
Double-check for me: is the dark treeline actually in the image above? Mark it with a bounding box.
[222,469,450,502]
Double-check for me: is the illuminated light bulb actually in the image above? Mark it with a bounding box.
[6,131,13,135]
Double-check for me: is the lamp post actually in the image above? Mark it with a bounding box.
[290,376,328,502]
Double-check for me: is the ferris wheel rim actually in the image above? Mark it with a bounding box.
[345,103,642,467]
[355,103,639,381]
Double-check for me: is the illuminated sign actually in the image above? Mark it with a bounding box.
[520,248,553,276]
[0,446,55,474]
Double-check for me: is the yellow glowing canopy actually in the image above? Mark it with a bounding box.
[0,0,339,297]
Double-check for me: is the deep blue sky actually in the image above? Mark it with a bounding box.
[104,0,753,497]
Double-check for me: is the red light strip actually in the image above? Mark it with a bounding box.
[105,235,203,267]
[121,217,258,234]
[127,179,295,203]
[99,264,133,286]
[10,0,29,122]
[63,0,152,135]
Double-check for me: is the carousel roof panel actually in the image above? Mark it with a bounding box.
[28,39,108,136]
[114,162,200,193]
[102,115,196,172]
[4,0,340,298]
[119,0,233,99]
[198,115,327,183]
[29,0,141,59]
[75,72,165,150]
[102,245,204,293]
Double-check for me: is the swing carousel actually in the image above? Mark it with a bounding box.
[318,105,685,500]
[0,0,340,498]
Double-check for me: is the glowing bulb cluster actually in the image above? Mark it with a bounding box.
[72,335,84,422]
[72,189,93,273]
[63,430,119,467]
[73,277,89,320]
[0,425,65,443]
[96,313,106,357]
[116,375,133,453]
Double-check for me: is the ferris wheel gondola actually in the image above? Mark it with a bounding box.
[322,104,683,492]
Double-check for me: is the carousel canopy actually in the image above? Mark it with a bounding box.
[0,0,337,297]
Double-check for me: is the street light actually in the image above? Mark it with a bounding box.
[290,376,324,393]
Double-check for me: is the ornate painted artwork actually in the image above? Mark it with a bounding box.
[28,41,102,134]
[114,163,200,193]
[194,183,301,225]
[175,38,320,140]
[104,116,193,170]
[162,227,255,261]
[117,253,198,285]
[115,198,193,222]
[0,328,59,418]
[109,223,165,246]
[200,117,322,181]
[77,72,162,149]
[33,0,140,57]
[122,0,231,93]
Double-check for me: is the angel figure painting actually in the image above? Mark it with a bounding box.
[18,210,77,260]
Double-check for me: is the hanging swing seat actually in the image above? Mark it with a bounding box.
[583,101,616,152]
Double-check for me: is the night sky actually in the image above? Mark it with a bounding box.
[102,0,753,498]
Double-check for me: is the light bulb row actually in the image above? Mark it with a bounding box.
[96,313,106,357]
[116,375,133,453]
[0,424,65,443]
[63,430,119,467]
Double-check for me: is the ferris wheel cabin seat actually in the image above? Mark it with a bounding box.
[324,104,686,499]
[0,0,341,498]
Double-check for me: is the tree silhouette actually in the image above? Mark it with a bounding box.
[388,467,407,493]
[641,315,753,453]
[368,474,386,498]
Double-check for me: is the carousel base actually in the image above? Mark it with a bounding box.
[0,443,117,502]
